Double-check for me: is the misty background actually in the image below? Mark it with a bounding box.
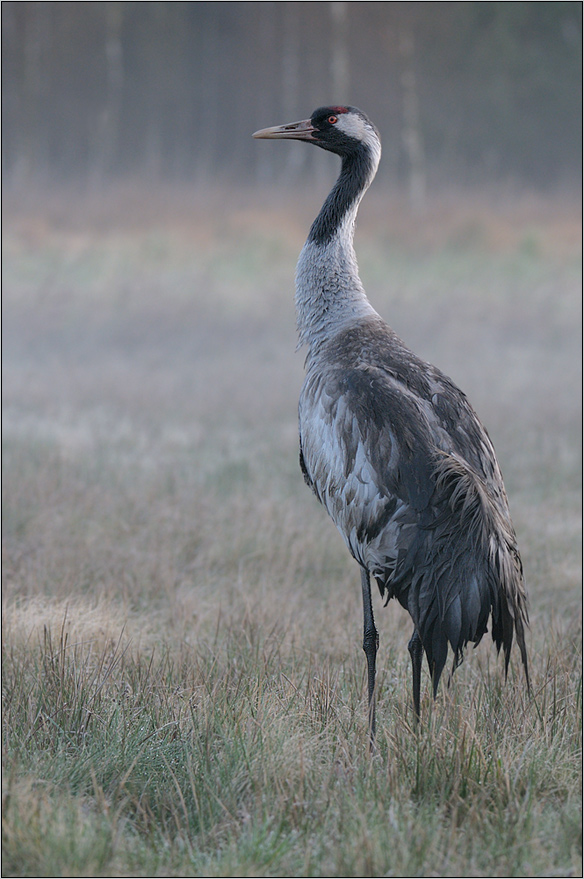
[2,5,582,873]
[2,1,582,195]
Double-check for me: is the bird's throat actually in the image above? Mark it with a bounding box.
[307,147,375,247]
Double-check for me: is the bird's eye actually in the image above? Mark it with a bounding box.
[328,115,338,125]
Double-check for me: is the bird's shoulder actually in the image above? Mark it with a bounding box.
[300,316,504,498]
[300,319,437,511]
[316,317,457,406]
[303,316,458,436]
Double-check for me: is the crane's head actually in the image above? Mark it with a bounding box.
[253,106,380,162]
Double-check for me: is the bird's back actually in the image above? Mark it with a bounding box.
[299,315,529,689]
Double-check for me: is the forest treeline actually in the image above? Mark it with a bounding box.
[2,2,582,191]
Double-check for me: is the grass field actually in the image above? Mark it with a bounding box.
[2,186,582,877]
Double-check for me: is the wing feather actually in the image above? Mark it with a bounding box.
[298,318,529,690]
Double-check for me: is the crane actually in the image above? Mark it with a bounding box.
[253,106,529,747]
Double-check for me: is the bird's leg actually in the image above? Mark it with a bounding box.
[408,629,423,723]
[361,568,379,752]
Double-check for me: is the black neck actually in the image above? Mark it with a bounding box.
[308,143,373,247]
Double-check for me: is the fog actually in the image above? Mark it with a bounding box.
[2,2,582,191]
[2,2,582,664]
[2,7,582,872]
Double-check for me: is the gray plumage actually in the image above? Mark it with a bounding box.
[254,106,529,741]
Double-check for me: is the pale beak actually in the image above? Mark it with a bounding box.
[253,118,316,141]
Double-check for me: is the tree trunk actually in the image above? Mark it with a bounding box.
[281,1,304,181]
[18,2,51,185]
[91,2,124,186]
[399,25,426,212]
[331,1,349,100]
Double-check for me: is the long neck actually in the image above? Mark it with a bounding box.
[308,145,376,246]
[295,142,380,357]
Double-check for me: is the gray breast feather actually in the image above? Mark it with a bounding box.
[299,364,435,571]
